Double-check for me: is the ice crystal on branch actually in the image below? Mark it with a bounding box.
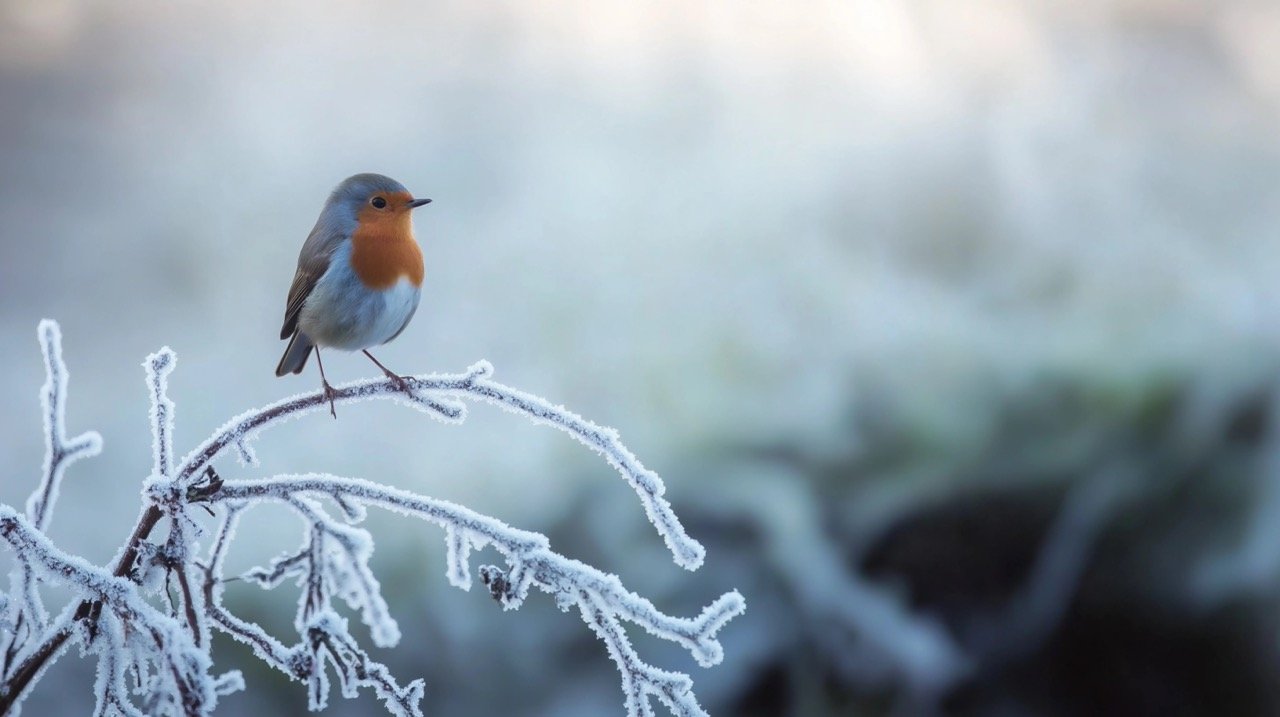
[0,320,744,717]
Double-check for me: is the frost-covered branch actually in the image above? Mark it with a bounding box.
[2,322,102,685]
[139,348,210,653]
[203,474,743,714]
[0,507,222,717]
[26,320,104,531]
[0,320,742,716]
[172,361,705,570]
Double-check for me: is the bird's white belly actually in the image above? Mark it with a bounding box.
[360,277,420,347]
[299,250,421,351]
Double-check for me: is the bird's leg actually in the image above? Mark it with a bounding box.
[315,348,338,419]
[363,350,412,393]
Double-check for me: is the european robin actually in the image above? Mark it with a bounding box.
[275,173,432,417]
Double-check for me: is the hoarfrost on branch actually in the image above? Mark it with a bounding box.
[0,321,744,717]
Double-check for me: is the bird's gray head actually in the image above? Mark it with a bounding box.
[321,173,432,223]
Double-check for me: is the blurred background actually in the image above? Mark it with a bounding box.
[3,1,1280,715]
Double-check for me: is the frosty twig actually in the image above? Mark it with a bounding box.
[0,321,743,717]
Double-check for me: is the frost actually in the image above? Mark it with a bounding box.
[169,359,704,570]
[89,613,145,717]
[444,525,472,591]
[134,543,173,596]
[278,497,400,648]
[232,439,258,468]
[210,671,244,697]
[145,348,177,480]
[0,321,744,717]
[332,494,367,524]
[25,320,104,532]
[3,322,104,681]
[0,506,216,716]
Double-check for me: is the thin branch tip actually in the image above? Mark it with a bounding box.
[146,347,176,375]
[464,360,494,381]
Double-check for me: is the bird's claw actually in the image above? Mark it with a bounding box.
[322,380,338,419]
[384,370,413,394]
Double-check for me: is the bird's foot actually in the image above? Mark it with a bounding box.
[322,380,338,419]
[363,350,412,395]
[382,369,413,394]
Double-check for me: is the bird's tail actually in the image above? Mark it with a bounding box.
[275,331,314,377]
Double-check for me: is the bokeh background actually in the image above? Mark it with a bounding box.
[3,1,1280,715]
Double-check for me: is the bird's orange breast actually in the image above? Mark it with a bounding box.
[350,203,424,290]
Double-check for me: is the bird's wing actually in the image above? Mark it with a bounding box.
[279,223,342,340]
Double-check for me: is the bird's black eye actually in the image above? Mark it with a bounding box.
[371,196,387,209]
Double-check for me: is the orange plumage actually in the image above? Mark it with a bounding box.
[350,190,425,290]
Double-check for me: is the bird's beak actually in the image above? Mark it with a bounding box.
[407,197,433,209]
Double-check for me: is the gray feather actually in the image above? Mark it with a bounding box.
[275,331,314,376]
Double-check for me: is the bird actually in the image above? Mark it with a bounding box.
[275,173,432,417]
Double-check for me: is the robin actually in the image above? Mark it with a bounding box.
[275,173,432,417]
